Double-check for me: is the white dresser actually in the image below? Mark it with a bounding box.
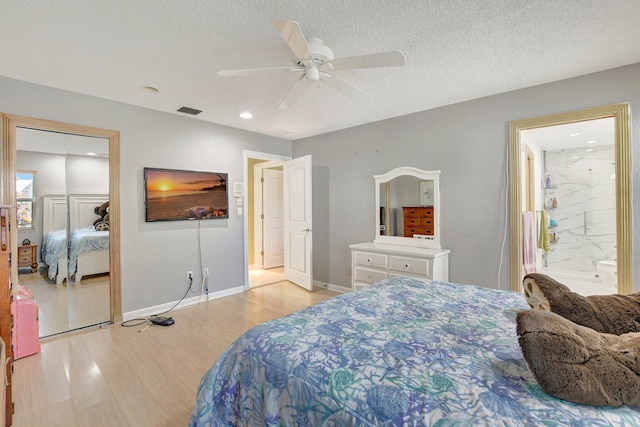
[349,242,450,291]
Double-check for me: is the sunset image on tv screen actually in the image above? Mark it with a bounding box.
[144,168,228,221]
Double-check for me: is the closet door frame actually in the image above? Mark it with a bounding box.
[2,114,122,323]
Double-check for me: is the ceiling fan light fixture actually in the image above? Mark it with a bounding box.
[305,67,320,81]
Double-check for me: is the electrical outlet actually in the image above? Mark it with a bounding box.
[203,268,209,277]
[187,270,193,280]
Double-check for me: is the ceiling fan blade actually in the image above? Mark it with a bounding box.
[326,50,406,70]
[217,66,301,77]
[278,75,309,109]
[320,72,373,102]
[272,19,313,63]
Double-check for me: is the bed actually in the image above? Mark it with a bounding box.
[41,194,110,284]
[190,276,640,426]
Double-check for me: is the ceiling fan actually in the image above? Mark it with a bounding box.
[217,19,406,109]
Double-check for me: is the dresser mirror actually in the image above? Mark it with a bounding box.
[374,167,441,249]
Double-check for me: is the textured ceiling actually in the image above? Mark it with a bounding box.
[2,1,639,140]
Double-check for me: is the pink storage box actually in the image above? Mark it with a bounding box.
[16,285,35,300]
[11,297,41,359]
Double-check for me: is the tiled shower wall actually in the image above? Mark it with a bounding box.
[542,145,616,274]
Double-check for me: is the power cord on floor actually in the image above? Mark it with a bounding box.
[122,220,209,332]
[121,275,195,332]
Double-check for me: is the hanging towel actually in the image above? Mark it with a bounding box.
[538,210,551,252]
[522,211,537,274]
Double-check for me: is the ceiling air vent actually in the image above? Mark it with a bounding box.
[177,106,202,115]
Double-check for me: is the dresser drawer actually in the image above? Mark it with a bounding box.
[404,226,431,237]
[404,226,434,237]
[354,251,388,269]
[18,255,33,264]
[353,266,388,284]
[405,217,422,227]
[353,282,373,291]
[18,247,32,256]
[403,207,429,218]
[389,255,431,277]
[420,218,434,227]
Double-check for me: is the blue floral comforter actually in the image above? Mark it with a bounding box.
[190,276,640,426]
[41,227,109,280]
[67,227,109,274]
[41,229,67,279]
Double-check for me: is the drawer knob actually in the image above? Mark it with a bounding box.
[367,258,371,263]
[404,264,409,268]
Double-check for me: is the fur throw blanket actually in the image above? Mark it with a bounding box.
[522,273,640,335]
[517,309,640,408]
[517,273,640,408]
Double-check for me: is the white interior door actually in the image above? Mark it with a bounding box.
[284,155,313,290]
[262,168,284,268]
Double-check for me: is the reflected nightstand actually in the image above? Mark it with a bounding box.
[18,245,38,273]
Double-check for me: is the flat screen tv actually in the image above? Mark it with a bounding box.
[144,167,228,222]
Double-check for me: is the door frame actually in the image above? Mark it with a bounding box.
[1,114,122,322]
[243,150,291,291]
[253,161,284,269]
[508,103,631,294]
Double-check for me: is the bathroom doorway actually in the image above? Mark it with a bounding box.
[521,118,616,295]
[508,103,632,295]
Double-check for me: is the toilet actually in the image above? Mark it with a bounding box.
[597,260,617,293]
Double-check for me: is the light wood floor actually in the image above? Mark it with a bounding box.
[18,268,110,337]
[248,265,285,287]
[12,281,338,427]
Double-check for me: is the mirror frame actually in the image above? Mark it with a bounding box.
[2,114,122,322]
[374,167,441,249]
[508,103,631,294]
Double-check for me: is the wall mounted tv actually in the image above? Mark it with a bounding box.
[144,167,228,222]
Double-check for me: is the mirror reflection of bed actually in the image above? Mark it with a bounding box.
[16,127,112,338]
[18,194,111,337]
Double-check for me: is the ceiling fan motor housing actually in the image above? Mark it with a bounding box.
[295,37,334,65]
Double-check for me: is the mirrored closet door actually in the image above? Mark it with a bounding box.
[16,128,111,337]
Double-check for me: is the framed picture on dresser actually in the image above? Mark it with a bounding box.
[419,180,434,206]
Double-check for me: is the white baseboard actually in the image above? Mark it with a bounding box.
[313,280,350,294]
[123,285,245,321]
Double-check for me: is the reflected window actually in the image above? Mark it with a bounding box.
[16,170,36,230]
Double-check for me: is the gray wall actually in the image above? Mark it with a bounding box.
[294,63,640,293]
[0,76,292,313]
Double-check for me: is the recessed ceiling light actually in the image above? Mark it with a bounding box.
[570,133,580,136]
[585,148,594,152]
[140,85,159,93]
[572,156,579,159]
[87,152,97,156]
[240,112,253,119]
[586,140,596,144]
